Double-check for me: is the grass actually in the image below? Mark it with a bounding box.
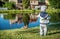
[0,24,60,39]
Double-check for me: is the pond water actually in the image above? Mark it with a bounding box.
[0,14,60,30]
[0,15,40,30]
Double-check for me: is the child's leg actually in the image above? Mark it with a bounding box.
[40,24,43,36]
[44,25,47,36]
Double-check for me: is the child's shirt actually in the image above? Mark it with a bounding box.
[40,12,50,24]
[37,12,50,24]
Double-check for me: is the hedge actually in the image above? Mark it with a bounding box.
[0,10,34,14]
[0,9,60,14]
[46,9,60,22]
[49,0,60,9]
[0,9,60,22]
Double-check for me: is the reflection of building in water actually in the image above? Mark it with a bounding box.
[9,15,18,25]
[9,14,23,25]
[0,14,7,18]
[9,13,38,25]
[30,13,38,22]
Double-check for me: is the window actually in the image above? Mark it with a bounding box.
[18,0,22,3]
[4,0,9,2]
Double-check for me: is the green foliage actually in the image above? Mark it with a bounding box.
[46,9,60,22]
[49,12,60,22]
[0,1,5,7]
[0,10,34,14]
[3,2,16,10]
[49,0,60,9]
[0,9,60,22]
[22,13,30,26]
[4,14,16,19]
[22,0,30,9]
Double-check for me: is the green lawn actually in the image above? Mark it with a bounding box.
[0,24,60,39]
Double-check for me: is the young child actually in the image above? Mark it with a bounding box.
[37,4,50,36]
[40,4,50,36]
[40,12,50,36]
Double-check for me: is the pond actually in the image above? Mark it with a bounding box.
[0,14,40,30]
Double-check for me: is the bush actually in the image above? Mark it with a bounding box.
[3,2,16,10]
[49,0,60,9]
[49,12,60,22]
[22,13,30,26]
[46,9,60,22]
[22,0,30,9]
[0,10,34,14]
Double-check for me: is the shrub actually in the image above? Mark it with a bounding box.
[22,13,30,28]
[47,9,60,22]
[49,0,60,9]
[3,2,16,10]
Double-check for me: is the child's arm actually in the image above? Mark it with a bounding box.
[47,16,51,19]
[40,16,45,19]
[36,13,40,17]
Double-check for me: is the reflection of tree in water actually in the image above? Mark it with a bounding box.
[8,13,38,25]
[4,14,16,19]
[17,14,23,24]
[9,14,23,25]
[30,13,38,22]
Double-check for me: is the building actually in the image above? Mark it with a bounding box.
[30,0,38,9]
[45,0,50,5]
[9,0,49,9]
[9,0,23,9]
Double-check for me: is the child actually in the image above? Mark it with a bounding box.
[40,12,50,36]
[37,4,50,36]
[40,4,50,36]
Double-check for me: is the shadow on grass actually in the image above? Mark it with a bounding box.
[15,24,60,35]
[15,28,40,35]
[48,31,60,35]
[48,24,60,31]
[47,24,60,35]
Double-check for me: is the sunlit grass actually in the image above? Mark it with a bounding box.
[0,24,60,39]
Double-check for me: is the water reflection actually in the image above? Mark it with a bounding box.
[0,14,40,30]
[0,14,4,18]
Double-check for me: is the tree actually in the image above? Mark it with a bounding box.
[3,2,16,10]
[22,13,30,29]
[0,1,5,7]
[49,0,60,9]
[22,0,30,9]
